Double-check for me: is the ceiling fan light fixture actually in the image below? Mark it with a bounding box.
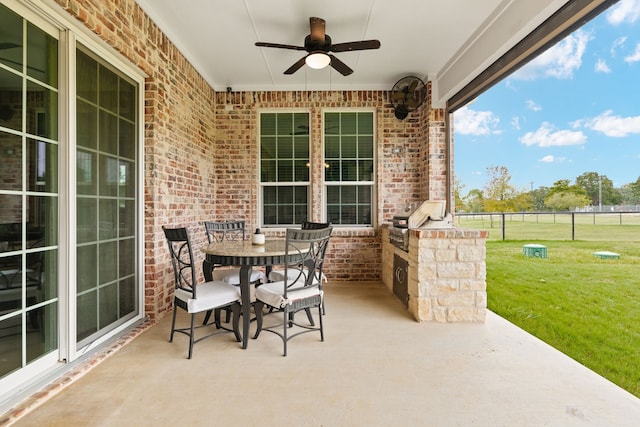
[305,52,330,69]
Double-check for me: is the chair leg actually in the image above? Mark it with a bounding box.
[214,308,222,328]
[318,305,324,342]
[304,308,315,326]
[230,302,242,342]
[283,308,288,357]
[202,308,225,327]
[169,307,178,342]
[253,301,265,339]
[188,313,196,359]
[202,309,212,325]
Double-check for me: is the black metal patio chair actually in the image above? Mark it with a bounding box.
[253,226,332,356]
[163,226,241,359]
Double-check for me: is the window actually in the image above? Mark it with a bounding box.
[260,112,310,226]
[324,112,374,226]
[259,110,375,227]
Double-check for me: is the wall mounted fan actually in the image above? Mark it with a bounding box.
[255,17,380,76]
[390,76,426,120]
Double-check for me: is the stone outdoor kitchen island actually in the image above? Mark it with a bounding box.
[381,225,488,322]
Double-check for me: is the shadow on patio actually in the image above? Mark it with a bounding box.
[7,282,640,426]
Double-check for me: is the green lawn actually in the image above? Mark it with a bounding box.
[486,240,640,397]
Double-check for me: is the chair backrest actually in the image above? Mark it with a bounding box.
[163,226,198,298]
[301,220,331,230]
[284,227,332,296]
[204,220,246,243]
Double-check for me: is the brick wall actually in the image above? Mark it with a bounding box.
[213,91,446,283]
[54,0,220,318]
[53,0,450,320]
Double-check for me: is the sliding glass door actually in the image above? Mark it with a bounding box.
[0,3,59,378]
[75,48,138,345]
[0,1,143,395]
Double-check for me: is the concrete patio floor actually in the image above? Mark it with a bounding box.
[7,282,640,426]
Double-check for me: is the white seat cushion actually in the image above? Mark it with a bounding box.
[175,280,240,313]
[255,279,322,309]
[211,268,265,285]
[268,268,325,284]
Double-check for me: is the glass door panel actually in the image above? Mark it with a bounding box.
[75,48,138,346]
[0,3,59,381]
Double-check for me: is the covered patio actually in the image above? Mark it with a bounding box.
[3,0,638,423]
[6,282,640,426]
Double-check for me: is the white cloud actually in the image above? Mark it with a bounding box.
[624,43,640,62]
[539,155,566,163]
[526,99,542,111]
[582,110,640,137]
[519,122,587,147]
[611,36,627,56]
[511,116,521,131]
[595,58,611,73]
[453,106,500,135]
[607,0,640,24]
[511,30,590,80]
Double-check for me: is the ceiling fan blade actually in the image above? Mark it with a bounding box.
[309,17,326,44]
[255,42,306,51]
[331,40,381,52]
[283,56,307,74]
[328,55,353,76]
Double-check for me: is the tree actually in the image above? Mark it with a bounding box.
[453,176,466,212]
[484,165,517,202]
[575,172,622,206]
[528,186,550,211]
[544,192,590,211]
[618,185,640,205]
[626,176,640,202]
[547,179,583,197]
[509,192,533,212]
[481,165,532,212]
[465,189,484,213]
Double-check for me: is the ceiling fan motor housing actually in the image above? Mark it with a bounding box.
[304,34,332,52]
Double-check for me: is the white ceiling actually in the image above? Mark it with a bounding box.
[135,0,570,106]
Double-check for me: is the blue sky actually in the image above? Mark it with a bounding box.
[453,0,640,194]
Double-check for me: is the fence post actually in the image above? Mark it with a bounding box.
[572,212,575,241]
[502,213,505,240]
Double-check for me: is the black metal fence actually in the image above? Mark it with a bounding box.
[455,211,640,241]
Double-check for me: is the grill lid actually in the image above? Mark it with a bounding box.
[393,200,446,229]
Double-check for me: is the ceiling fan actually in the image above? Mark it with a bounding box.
[255,17,380,76]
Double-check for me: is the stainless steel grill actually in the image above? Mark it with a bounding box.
[389,226,409,251]
[389,200,447,251]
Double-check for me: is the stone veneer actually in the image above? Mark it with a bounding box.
[381,224,488,322]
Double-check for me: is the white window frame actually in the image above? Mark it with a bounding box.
[258,109,311,228]
[322,108,377,227]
